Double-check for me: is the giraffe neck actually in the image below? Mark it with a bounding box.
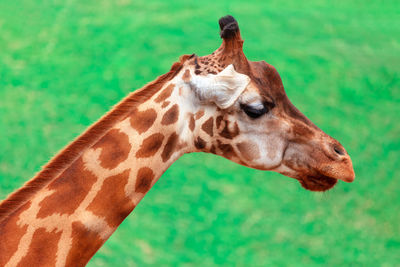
[0,78,194,267]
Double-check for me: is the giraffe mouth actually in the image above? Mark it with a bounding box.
[298,174,338,192]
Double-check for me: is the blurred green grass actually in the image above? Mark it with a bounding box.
[0,0,399,266]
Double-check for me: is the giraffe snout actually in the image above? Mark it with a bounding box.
[322,140,355,183]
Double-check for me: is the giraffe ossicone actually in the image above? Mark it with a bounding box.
[0,15,355,266]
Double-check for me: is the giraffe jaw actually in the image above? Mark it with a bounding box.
[298,174,338,192]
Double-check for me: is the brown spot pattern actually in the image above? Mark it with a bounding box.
[219,121,239,139]
[195,110,204,119]
[154,84,174,103]
[87,170,135,227]
[94,129,131,169]
[130,108,157,134]
[17,227,62,267]
[37,158,97,218]
[194,137,206,150]
[216,115,223,129]
[210,144,217,154]
[161,104,179,125]
[161,101,170,108]
[135,167,155,193]
[217,140,237,159]
[183,69,191,82]
[0,57,184,223]
[194,51,237,75]
[136,133,164,158]
[161,133,179,162]
[236,142,261,161]
[201,117,214,137]
[189,114,195,131]
[65,221,104,267]
[0,202,30,266]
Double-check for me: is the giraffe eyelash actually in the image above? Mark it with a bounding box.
[240,101,275,119]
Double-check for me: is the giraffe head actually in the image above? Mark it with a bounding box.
[171,15,354,192]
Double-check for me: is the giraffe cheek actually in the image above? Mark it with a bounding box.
[264,137,287,167]
[236,141,260,162]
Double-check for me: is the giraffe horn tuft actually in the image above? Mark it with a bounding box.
[219,15,239,39]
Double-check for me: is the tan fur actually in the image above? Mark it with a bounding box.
[0,58,187,222]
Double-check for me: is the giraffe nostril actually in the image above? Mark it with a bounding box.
[333,145,345,156]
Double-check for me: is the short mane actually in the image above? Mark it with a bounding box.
[0,55,191,222]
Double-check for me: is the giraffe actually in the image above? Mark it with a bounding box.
[0,15,355,266]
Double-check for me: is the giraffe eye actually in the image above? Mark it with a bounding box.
[240,102,273,119]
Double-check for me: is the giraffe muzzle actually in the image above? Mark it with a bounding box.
[320,139,355,183]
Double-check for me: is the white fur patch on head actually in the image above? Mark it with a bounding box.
[238,90,264,107]
[188,64,250,109]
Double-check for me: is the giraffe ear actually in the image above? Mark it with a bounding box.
[189,64,250,109]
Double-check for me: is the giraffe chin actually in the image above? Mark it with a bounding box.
[298,174,338,192]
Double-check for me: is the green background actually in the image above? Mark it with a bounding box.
[0,0,399,266]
